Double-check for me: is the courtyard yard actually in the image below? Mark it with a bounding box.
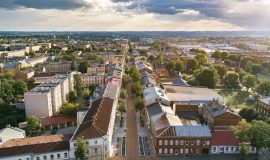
[215,89,256,109]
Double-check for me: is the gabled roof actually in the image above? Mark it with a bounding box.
[211,130,240,146]
[72,97,114,140]
[0,134,71,158]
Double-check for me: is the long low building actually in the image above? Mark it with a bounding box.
[0,134,71,160]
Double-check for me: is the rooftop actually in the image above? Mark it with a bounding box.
[211,130,240,146]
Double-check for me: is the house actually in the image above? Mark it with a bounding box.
[256,97,270,116]
[211,130,256,154]
[0,125,25,145]
[41,115,75,130]
[18,56,48,68]
[0,134,70,160]
[154,63,169,77]
[143,86,170,106]
[145,102,211,155]
[136,61,153,74]
[141,71,157,87]
[200,100,242,128]
[16,69,35,81]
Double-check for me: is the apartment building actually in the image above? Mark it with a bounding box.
[80,73,105,87]
[87,64,106,74]
[256,97,270,116]
[44,61,71,74]
[70,81,120,159]
[24,73,74,118]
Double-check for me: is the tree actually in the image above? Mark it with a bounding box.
[120,89,127,99]
[234,120,251,160]
[124,64,129,74]
[128,41,133,53]
[68,91,78,103]
[27,116,41,132]
[220,52,229,61]
[240,56,254,68]
[82,89,91,100]
[256,79,270,96]
[71,60,78,71]
[132,82,143,97]
[74,74,83,97]
[59,102,80,118]
[13,80,27,100]
[213,64,228,79]
[118,102,126,120]
[194,67,220,88]
[135,97,145,116]
[174,60,182,73]
[78,61,89,73]
[242,75,256,91]
[186,58,198,73]
[122,75,129,89]
[223,72,240,89]
[249,120,270,159]
[239,108,258,122]
[195,53,208,66]
[250,64,262,75]
[211,51,221,60]
[75,137,88,160]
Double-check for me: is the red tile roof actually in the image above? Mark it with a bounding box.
[41,115,74,127]
[0,134,71,158]
[72,97,114,140]
[211,130,240,146]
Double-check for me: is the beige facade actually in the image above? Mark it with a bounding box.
[87,65,105,74]
[80,73,105,87]
[44,62,71,73]
[24,73,74,118]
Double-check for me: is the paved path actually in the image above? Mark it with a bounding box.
[126,83,139,160]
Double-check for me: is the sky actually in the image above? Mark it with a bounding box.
[0,0,270,31]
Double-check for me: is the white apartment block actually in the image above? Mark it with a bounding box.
[24,73,74,118]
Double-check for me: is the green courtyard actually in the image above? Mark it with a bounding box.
[215,89,256,109]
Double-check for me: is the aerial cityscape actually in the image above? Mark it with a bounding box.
[0,1,270,160]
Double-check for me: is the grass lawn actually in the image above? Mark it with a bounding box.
[215,89,256,109]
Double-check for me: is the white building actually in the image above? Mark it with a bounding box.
[0,125,25,145]
[211,130,256,154]
[0,134,70,160]
[143,86,170,106]
[24,73,74,118]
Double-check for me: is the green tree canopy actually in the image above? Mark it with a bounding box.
[75,137,88,160]
[82,89,91,100]
[59,102,80,118]
[186,58,198,73]
[74,74,83,97]
[195,53,208,66]
[242,75,257,91]
[213,64,228,79]
[256,79,270,96]
[194,67,220,88]
[223,72,240,89]
[132,82,143,97]
[239,108,258,122]
[78,61,90,73]
[27,116,41,131]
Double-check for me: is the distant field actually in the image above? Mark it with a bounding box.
[215,89,256,109]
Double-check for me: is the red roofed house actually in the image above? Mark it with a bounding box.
[210,130,256,154]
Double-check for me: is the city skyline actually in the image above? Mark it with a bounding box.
[0,0,270,31]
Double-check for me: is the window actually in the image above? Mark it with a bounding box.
[231,147,235,151]
[94,140,98,144]
[159,148,162,154]
[213,147,217,152]
[36,157,40,160]
[206,140,210,145]
[180,148,183,154]
[159,140,162,145]
[57,153,61,159]
[95,148,98,154]
[170,140,173,145]
[64,153,68,158]
[50,154,54,160]
[43,156,47,160]
[175,140,179,145]
[180,140,184,145]
[197,140,200,145]
[170,148,173,154]
[164,140,168,145]
[196,148,199,154]
[191,141,195,145]
[185,140,189,145]
[74,143,77,147]
[226,147,229,151]
[236,147,239,152]
[185,148,189,153]
[164,148,168,154]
